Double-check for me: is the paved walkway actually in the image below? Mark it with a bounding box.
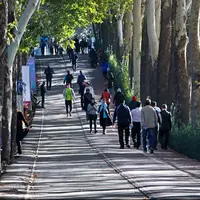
[0,55,200,199]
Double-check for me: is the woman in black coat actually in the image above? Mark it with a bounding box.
[16,110,29,154]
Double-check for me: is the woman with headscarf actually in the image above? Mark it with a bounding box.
[98,98,111,134]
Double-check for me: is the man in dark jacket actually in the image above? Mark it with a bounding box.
[113,99,132,149]
[89,48,98,68]
[63,70,73,85]
[40,81,46,108]
[83,88,92,111]
[44,65,54,90]
[77,71,86,88]
[159,104,172,150]
[113,88,124,107]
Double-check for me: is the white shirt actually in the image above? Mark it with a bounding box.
[131,107,142,122]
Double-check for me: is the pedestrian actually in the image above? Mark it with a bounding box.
[63,70,73,85]
[84,81,95,98]
[71,50,78,71]
[83,88,93,112]
[130,101,142,149]
[128,95,138,110]
[159,104,172,150]
[151,101,162,150]
[49,39,54,55]
[101,59,109,80]
[141,99,158,153]
[44,65,54,90]
[16,110,30,154]
[98,98,111,134]
[40,81,46,108]
[67,45,73,60]
[77,70,87,88]
[87,98,98,133]
[80,39,85,54]
[74,38,80,54]
[63,83,75,117]
[40,39,46,56]
[89,48,98,68]
[113,88,124,107]
[100,88,111,108]
[107,69,114,94]
[113,99,132,149]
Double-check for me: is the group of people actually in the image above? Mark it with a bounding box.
[111,93,172,152]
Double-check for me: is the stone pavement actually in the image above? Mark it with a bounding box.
[0,54,199,200]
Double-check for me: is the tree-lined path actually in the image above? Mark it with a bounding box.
[0,55,200,199]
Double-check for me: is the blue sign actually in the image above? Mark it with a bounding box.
[28,57,37,93]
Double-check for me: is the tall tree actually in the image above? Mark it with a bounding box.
[157,0,172,106]
[146,0,159,99]
[133,0,142,97]
[188,0,200,125]
[174,0,190,125]
[0,0,8,163]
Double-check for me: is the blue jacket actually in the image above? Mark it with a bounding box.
[101,62,109,73]
[77,74,86,85]
[113,103,132,125]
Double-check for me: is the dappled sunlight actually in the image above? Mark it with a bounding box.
[0,55,200,199]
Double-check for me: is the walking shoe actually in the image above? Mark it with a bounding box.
[94,130,97,134]
[150,149,154,154]
[119,146,124,149]
[69,112,71,116]
[126,144,131,148]
[89,130,92,133]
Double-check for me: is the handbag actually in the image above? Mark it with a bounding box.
[106,113,112,126]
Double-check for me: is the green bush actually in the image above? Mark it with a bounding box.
[109,55,132,103]
[169,123,200,160]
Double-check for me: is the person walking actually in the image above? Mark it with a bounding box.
[16,110,30,154]
[40,81,46,108]
[89,48,98,68]
[84,81,95,98]
[113,88,124,107]
[141,99,158,153]
[159,104,172,150]
[113,99,132,149]
[77,70,86,89]
[44,65,54,90]
[128,95,138,111]
[63,70,73,85]
[107,69,114,94]
[83,88,93,112]
[100,88,111,108]
[40,39,46,56]
[63,83,75,117]
[77,71,87,108]
[87,98,98,133]
[130,101,142,149]
[151,101,162,150]
[71,50,78,71]
[98,98,111,135]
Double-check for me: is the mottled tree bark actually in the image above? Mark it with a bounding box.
[133,0,142,98]
[141,14,151,104]
[174,0,190,125]
[157,0,172,107]
[188,0,200,125]
[0,0,8,164]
